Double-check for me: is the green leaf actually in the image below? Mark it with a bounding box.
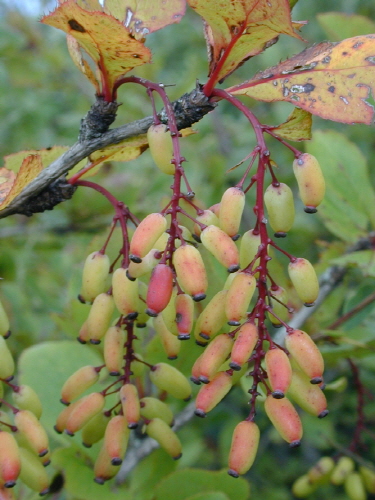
[52,447,132,500]
[17,341,103,435]
[305,130,375,241]
[228,35,375,125]
[331,251,375,278]
[154,468,250,500]
[51,299,90,339]
[320,327,375,363]
[128,448,178,500]
[341,279,375,329]
[185,492,230,500]
[317,12,375,41]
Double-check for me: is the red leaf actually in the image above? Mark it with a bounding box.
[188,0,302,85]
[228,35,375,125]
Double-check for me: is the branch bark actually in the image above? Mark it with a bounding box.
[0,84,216,219]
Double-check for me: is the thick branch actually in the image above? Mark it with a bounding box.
[0,84,216,219]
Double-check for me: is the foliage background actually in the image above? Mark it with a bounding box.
[0,0,374,498]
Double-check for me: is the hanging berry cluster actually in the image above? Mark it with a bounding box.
[0,316,51,496]
[2,0,375,495]
[48,77,329,484]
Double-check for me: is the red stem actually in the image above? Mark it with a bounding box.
[123,322,136,384]
[210,88,279,417]
[72,180,133,266]
[263,127,301,158]
[203,23,248,97]
[111,76,189,269]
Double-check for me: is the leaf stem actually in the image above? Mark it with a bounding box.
[203,24,247,97]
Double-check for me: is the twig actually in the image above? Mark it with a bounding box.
[328,290,375,330]
[324,435,375,472]
[273,233,375,345]
[273,264,346,344]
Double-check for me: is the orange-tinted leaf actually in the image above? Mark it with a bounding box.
[228,35,375,125]
[104,0,186,37]
[188,0,301,84]
[270,108,312,142]
[41,0,151,94]
[1,146,86,208]
[0,168,16,201]
[0,155,43,210]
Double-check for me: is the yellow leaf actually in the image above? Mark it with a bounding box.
[4,146,69,173]
[89,134,149,163]
[58,0,103,10]
[0,155,43,210]
[188,0,301,84]
[228,35,375,125]
[41,0,151,96]
[104,0,186,37]
[69,127,197,179]
[1,146,86,210]
[270,108,312,142]
[66,34,101,92]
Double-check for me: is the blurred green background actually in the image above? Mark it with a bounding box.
[0,1,374,499]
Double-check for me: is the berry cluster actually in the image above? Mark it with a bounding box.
[54,78,330,483]
[0,306,51,497]
[293,456,375,500]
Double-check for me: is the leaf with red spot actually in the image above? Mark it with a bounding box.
[187,0,302,85]
[41,0,151,99]
[104,0,186,38]
[228,35,375,125]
